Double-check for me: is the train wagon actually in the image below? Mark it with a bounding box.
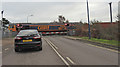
[8,23,70,35]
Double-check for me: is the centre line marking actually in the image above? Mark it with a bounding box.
[44,38,70,66]
[44,38,58,49]
[66,57,76,65]
[48,40,58,49]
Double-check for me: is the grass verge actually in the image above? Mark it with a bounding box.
[71,36,119,47]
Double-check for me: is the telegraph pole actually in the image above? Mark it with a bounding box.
[109,2,113,23]
[1,10,4,37]
[27,14,33,23]
[86,0,91,39]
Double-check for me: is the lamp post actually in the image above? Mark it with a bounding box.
[27,14,33,23]
[109,2,113,23]
[86,0,91,39]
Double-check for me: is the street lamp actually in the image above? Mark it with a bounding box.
[27,14,33,23]
[86,0,91,39]
[109,2,113,23]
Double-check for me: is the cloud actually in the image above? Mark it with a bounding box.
[2,0,120,2]
[2,2,118,23]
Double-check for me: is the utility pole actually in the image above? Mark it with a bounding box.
[27,14,33,23]
[109,2,113,23]
[1,10,4,27]
[27,16,28,23]
[86,0,91,39]
[1,10,4,37]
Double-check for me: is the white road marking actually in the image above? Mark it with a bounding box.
[48,40,58,49]
[44,38,70,66]
[64,36,81,40]
[5,48,9,51]
[44,38,58,49]
[88,44,119,53]
[66,57,76,65]
[65,36,119,53]
[0,52,2,54]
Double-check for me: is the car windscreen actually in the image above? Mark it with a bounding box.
[17,30,39,36]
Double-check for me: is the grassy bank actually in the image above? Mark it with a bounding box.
[71,36,119,47]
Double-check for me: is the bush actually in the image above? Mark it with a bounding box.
[74,21,119,41]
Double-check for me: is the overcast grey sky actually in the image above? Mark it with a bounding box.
[1,0,119,23]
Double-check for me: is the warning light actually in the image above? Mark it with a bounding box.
[65,23,69,26]
[17,24,20,26]
[16,24,23,28]
[65,23,67,26]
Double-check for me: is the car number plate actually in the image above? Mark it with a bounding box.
[23,40,32,42]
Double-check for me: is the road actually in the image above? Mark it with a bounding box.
[2,36,118,67]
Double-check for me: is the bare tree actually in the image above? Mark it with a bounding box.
[116,14,120,21]
[90,19,100,25]
[58,15,66,23]
[66,20,69,23]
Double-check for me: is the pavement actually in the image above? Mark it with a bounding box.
[2,36,119,67]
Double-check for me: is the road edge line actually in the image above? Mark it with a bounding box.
[88,44,119,53]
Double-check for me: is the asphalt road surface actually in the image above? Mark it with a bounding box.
[2,36,118,66]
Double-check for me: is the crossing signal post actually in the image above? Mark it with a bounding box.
[16,24,23,31]
[65,23,70,35]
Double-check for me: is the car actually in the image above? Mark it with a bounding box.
[14,29,42,52]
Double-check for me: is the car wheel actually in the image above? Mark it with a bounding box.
[40,47,42,50]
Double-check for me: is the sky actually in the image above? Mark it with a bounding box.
[1,0,120,23]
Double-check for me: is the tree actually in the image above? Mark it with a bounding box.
[90,19,100,25]
[79,20,83,24]
[58,15,66,23]
[66,20,69,23]
[116,14,120,21]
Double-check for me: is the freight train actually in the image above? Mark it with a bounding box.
[8,23,76,35]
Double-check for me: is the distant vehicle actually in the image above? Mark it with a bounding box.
[14,29,42,52]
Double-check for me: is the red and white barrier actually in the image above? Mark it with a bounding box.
[41,32,67,35]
